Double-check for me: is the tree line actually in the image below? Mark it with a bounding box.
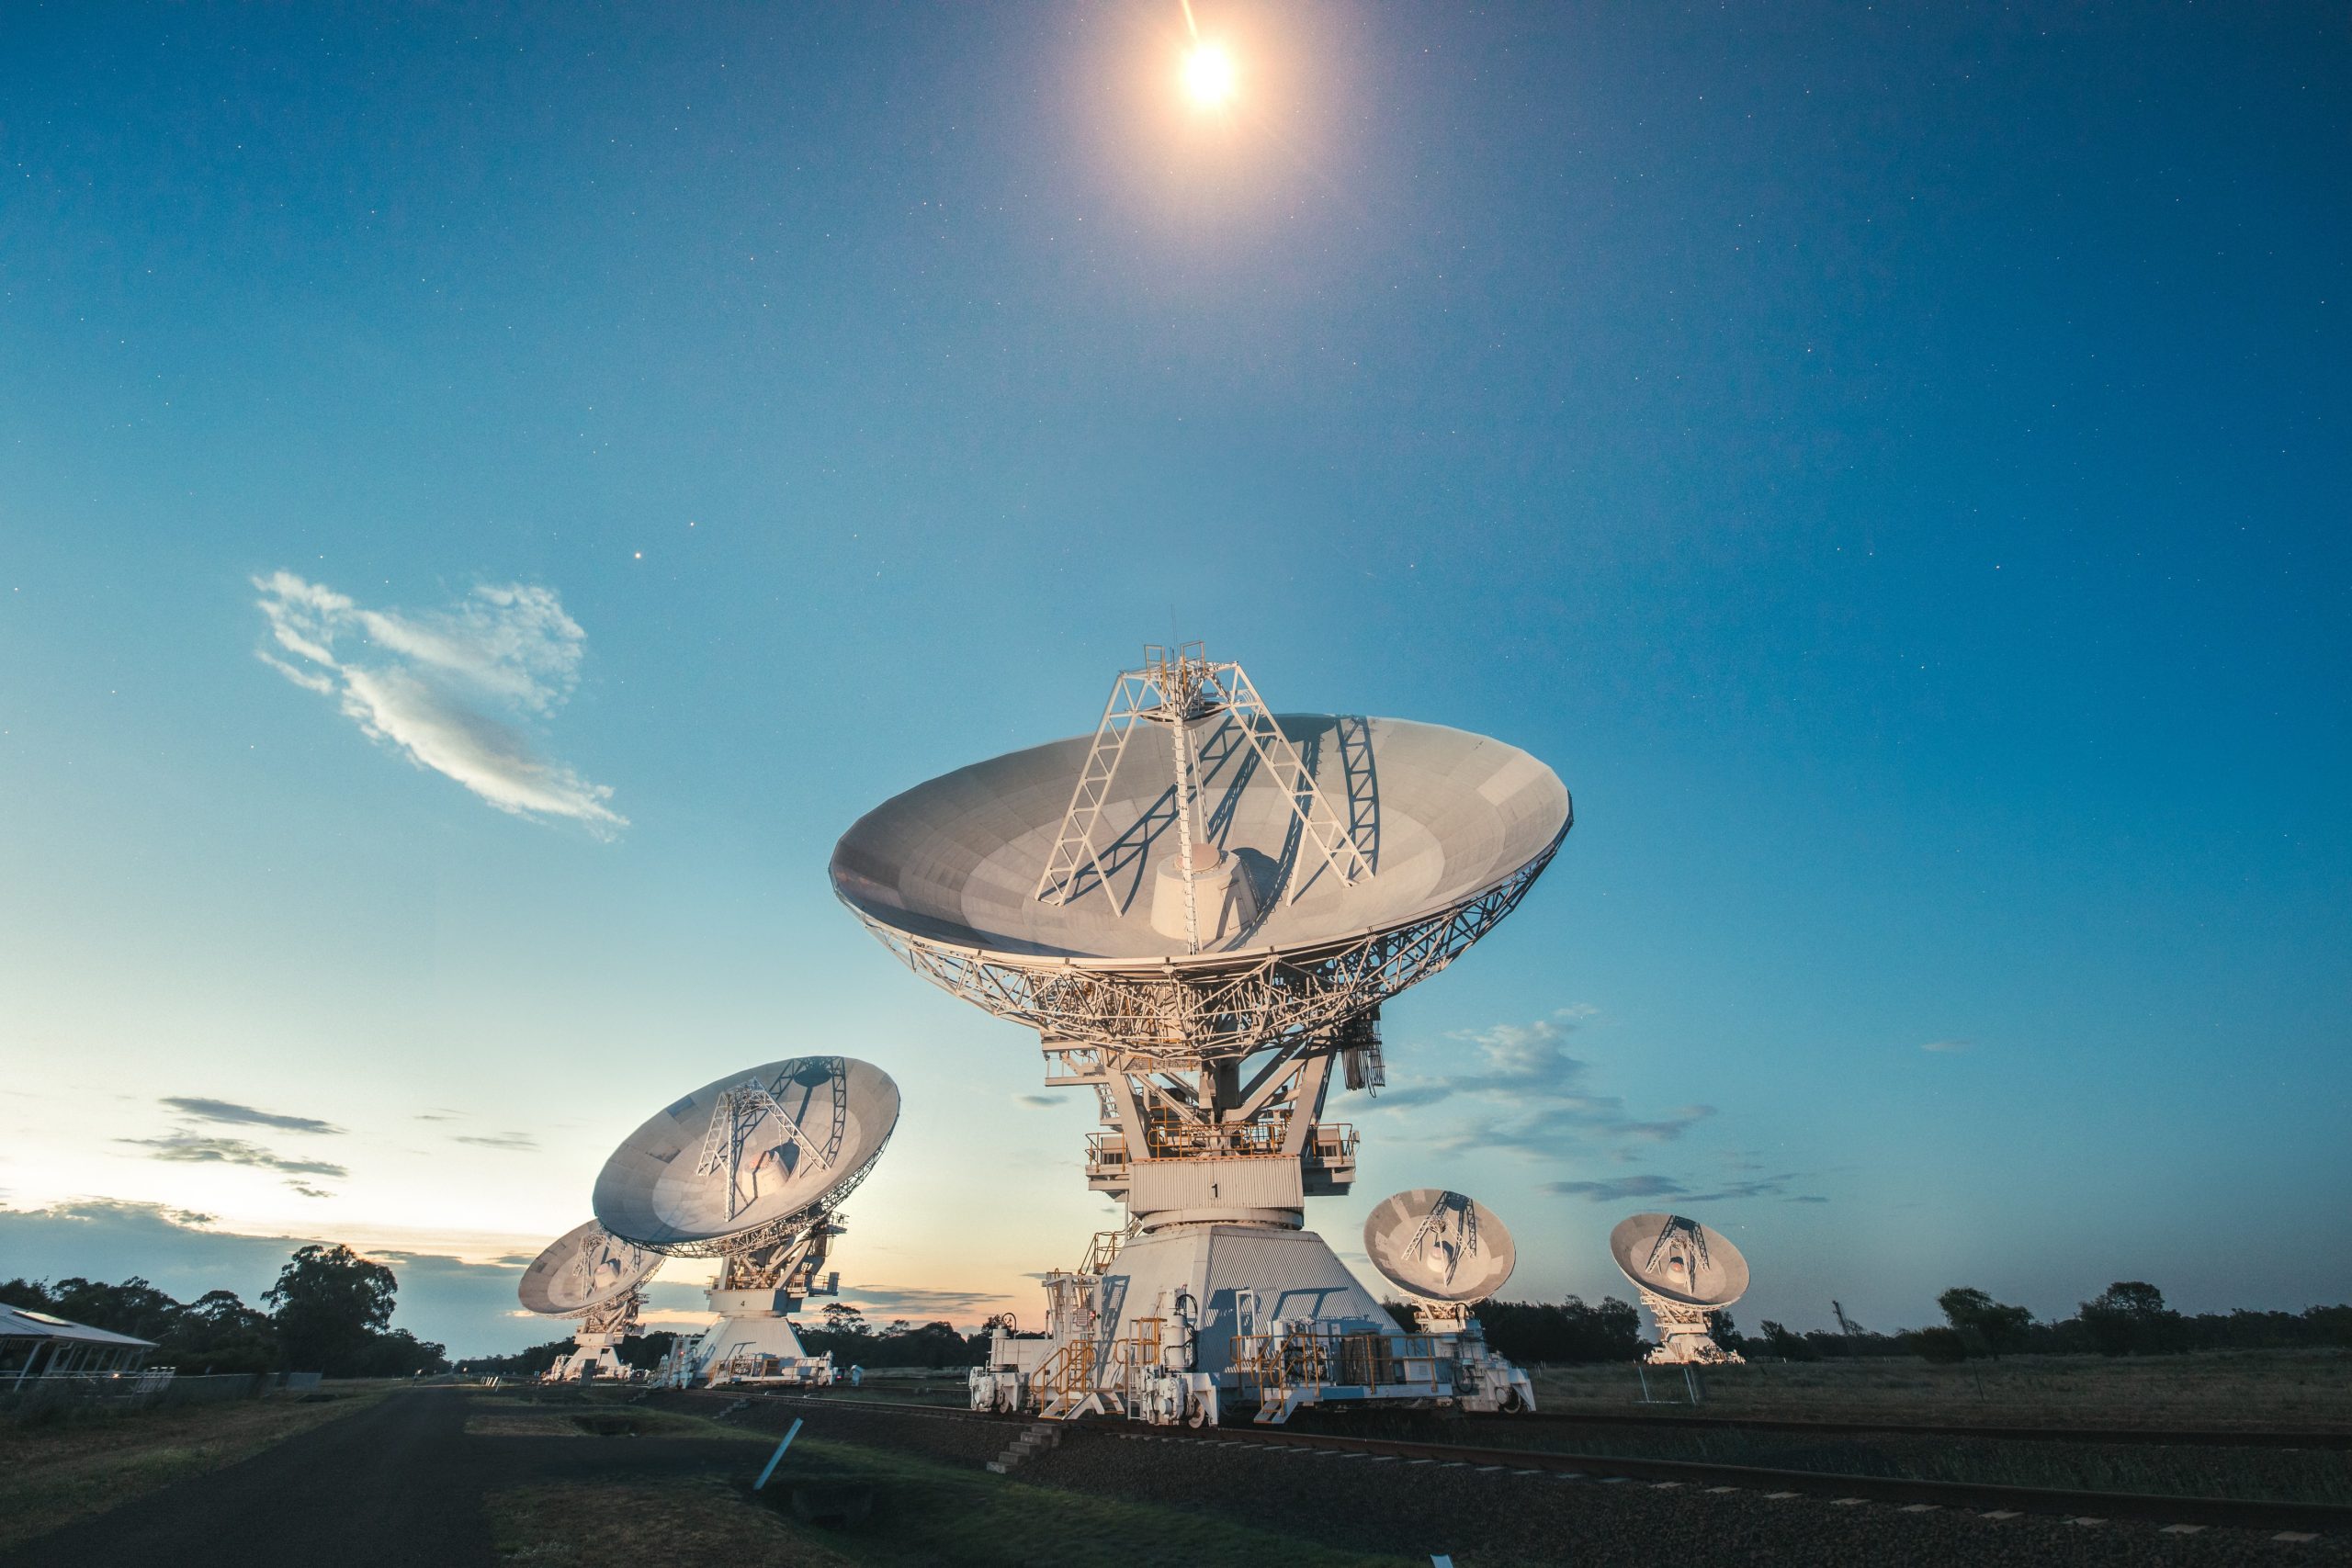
[3,1243,450,1377]
[457,1302,993,1378]
[1373,1281,2352,1367]
[1738,1281,2352,1364]
[1385,1294,1649,1363]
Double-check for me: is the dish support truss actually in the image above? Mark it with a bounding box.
[846,826,1565,1066]
[648,1126,890,1264]
[1045,1012,1373,1225]
[1034,643,1374,953]
[715,1217,846,1297]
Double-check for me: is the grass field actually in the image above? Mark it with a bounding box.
[1529,1348,2352,1431]
[1439,1415,2352,1504]
[481,1397,1419,1568]
[0,1382,397,1551]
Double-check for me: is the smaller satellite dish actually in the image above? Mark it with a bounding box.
[594,1056,900,1257]
[1363,1189,1517,1303]
[517,1221,659,1317]
[1609,1213,1749,1308]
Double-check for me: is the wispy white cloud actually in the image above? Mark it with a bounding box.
[1373,1011,1714,1158]
[830,1285,1011,1321]
[253,571,625,834]
[452,1132,537,1152]
[159,1097,343,1135]
[118,1132,348,1180]
[1543,1174,1689,1203]
[1543,1170,1822,1205]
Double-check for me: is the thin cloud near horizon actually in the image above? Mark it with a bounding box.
[159,1097,343,1135]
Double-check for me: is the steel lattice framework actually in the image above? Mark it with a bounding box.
[694,1059,849,1222]
[842,820,1566,1066]
[1034,645,1374,940]
[649,1136,890,1260]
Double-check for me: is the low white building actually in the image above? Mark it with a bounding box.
[0,1303,158,1382]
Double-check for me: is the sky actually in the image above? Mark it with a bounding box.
[1,3,2346,1359]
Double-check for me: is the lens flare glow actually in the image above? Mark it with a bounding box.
[1183,43,1236,108]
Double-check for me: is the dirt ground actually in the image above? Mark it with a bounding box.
[0,1382,396,1550]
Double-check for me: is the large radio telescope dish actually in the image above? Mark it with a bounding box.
[1610,1213,1749,1309]
[831,712,1570,1062]
[1363,1190,1516,1304]
[593,1057,900,1258]
[517,1220,660,1317]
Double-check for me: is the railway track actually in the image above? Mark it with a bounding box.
[1482,1406,2352,1450]
[700,1388,2352,1537]
[1165,1421,2352,1537]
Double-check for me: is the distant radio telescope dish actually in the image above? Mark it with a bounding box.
[593,1057,900,1258]
[517,1220,660,1318]
[1363,1190,1517,1304]
[1609,1213,1748,1308]
[1611,1212,1749,1366]
[831,703,1569,1062]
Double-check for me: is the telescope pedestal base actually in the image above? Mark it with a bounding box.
[1639,1291,1746,1365]
[548,1330,627,1382]
[1102,1223,1390,1382]
[978,1222,1537,1425]
[682,1290,833,1389]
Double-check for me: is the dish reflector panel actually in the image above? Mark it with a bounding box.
[1609,1212,1749,1308]
[832,717,1568,970]
[593,1056,900,1257]
[516,1220,659,1316]
[1363,1189,1517,1303]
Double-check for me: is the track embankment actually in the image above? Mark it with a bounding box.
[676,1388,2352,1567]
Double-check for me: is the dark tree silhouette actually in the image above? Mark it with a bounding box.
[1938,1286,2034,1357]
[265,1244,397,1374]
[2079,1280,2183,1357]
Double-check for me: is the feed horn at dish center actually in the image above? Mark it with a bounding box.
[831,643,1570,1425]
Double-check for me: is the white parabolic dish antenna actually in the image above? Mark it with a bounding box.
[517,1220,660,1317]
[1609,1213,1749,1308]
[1363,1190,1516,1304]
[831,683,1571,1061]
[593,1057,900,1258]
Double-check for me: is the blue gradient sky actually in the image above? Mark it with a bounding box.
[2,4,2346,1356]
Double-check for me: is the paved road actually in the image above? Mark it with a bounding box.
[6,1389,746,1568]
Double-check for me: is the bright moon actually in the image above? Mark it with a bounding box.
[1183,43,1236,107]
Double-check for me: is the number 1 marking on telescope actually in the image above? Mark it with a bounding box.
[755,1417,804,1491]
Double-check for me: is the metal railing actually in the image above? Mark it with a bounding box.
[1229,1325,1445,1405]
[1086,1121,1358,1175]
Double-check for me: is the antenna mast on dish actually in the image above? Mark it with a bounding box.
[1033,643,1374,951]
[694,1060,847,1220]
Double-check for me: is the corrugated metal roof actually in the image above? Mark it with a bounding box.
[0,1303,158,1348]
